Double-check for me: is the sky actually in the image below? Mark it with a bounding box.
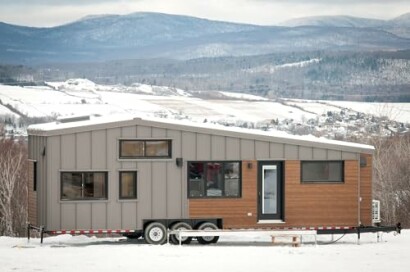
[0,0,409,27]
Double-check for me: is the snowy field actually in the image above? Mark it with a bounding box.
[0,230,407,272]
[1,80,409,125]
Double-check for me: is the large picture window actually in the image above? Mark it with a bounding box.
[61,172,108,200]
[301,161,344,183]
[188,161,241,198]
[119,171,137,199]
[120,140,171,159]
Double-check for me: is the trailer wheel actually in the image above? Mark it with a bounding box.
[170,222,193,245]
[197,222,219,244]
[144,222,167,245]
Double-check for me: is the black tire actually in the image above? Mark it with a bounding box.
[169,222,193,245]
[196,222,219,244]
[144,222,167,245]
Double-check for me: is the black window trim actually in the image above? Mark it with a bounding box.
[301,160,345,184]
[187,160,242,199]
[119,139,172,159]
[60,171,108,201]
[119,171,138,200]
[33,161,37,192]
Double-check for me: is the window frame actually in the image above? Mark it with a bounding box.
[33,161,37,191]
[301,160,344,183]
[187,160,242,199]
[60,171,108,201]
[119,171,138,200]
[119,139,172,159]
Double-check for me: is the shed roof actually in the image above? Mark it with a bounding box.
[27,114,374,154]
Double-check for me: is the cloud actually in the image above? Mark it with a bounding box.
[253,0,409,3]
[0,0,119,5]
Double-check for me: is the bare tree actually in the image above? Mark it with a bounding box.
[0,132,28,236]
[371,132,410,227]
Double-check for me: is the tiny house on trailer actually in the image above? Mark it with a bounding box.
[27,115,375,244]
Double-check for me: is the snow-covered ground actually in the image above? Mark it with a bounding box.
[0,230,406,272]
[2,80,409,123]
[1,79,409,138]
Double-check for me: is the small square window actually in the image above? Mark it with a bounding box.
[120,171,137,199]
[120,141,144,158]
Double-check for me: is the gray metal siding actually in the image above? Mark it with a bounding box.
[137,161,152,228]
[270,143,284,158]
[106,128,121,229]
[61,135,75,169]
[313,148,327,160]
[240,139,254,159]
[211,135,225,160]
[167,130,183,218]
[47,136,60,230]
[76,132,91,169]
[197,134,211,160]
[284,144,298,159]
[342,152,358,160]
[76,204,91,229]
[152,162,167,218]
[91,130,106,169]
[328,150,342,160]
[255,141,269,159]
[299,146,313,160]
[226,137,240,160]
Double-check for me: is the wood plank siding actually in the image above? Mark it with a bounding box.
[189,161,258,228]
[190,160,363,228]
[360,154,373,226]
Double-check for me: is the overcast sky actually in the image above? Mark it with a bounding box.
[0,0,409,27]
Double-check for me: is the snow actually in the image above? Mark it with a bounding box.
[219,91,269,101]
[0,230,407,272]
[0,104,17,117]
[325,101,410,124]
[245,59,320,74]
[28,113,374,151]
[1,79,409,140]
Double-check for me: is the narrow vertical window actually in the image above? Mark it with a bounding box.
[33,161,37,191]
[119,171,137,199]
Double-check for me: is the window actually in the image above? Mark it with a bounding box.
[188,161,241,198]
[61,172,107,200]
[33,161,37,191]
[301,161,344,183]
[119,140,171,159]
[119,171,137,199]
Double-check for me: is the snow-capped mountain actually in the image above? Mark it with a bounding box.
[281,13,410,28]
[1,12,409,64]
[280,15,386,28]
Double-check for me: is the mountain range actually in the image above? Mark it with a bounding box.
[1,12,410,64]
[281,13,410,28]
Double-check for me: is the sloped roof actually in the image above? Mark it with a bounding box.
[28,114,374,154]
